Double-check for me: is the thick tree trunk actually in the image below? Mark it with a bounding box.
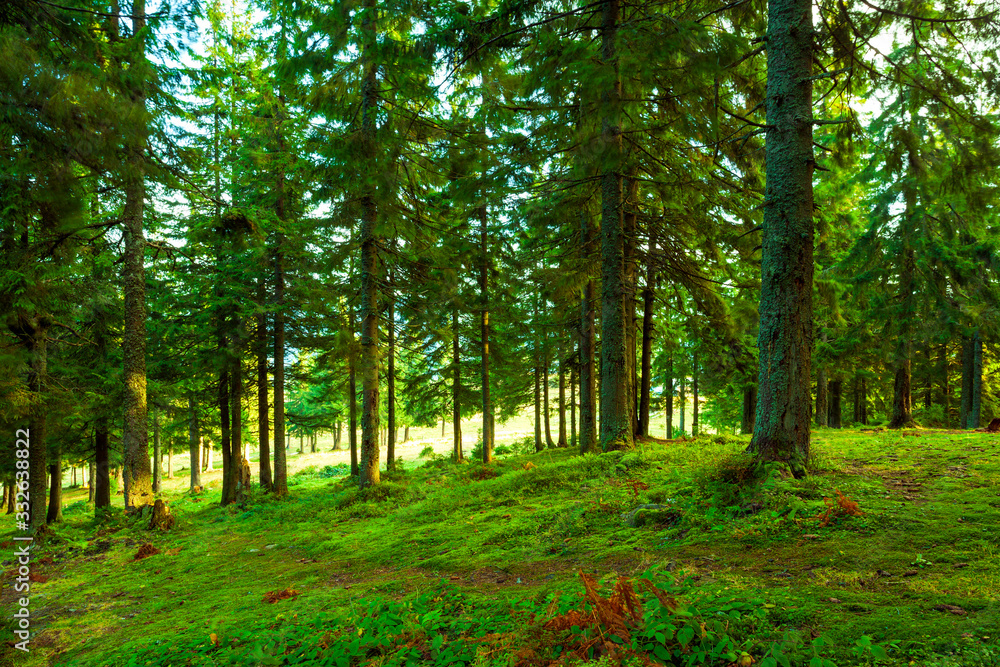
[257,278,272,490]
[121,0,152,511]
[88,457,96,503]
[479,205,493,464]
[152,407,161,493]
[387,272,396,471]
[741,385,757,435]
[638,229,655,437]
[188,397,201,489]
[598,0,632,452]
[890,361,913,429]
[272,245,288,495]
[452,309,462,462]
[750,0,814,477]
[357,0,381,489]
[961,335,972,428]
[558,356,568,447]
[815,367,828,427]
[828,379,842,428]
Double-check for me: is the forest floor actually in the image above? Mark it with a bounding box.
[1,427,999,667]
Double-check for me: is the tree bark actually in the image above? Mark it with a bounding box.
[889,247,916,429]
[357,0,381,489]
[88,457,96,503]
[534,362,543,452]
[387,272,396,471]
[970,330,983,429]
[598,0,632,452]
[452,308,462,462]
[349,303,358,475]
[558,354,568,447]
[218,358,233,505]
[121,0,152,511]
[543,339,555,448]
[479,205,493,463]
[638,228,655,437]
[679,377,686,435]
[741,385,757,435]
[257,277,272,489]
[692,351,699,437]
[961,334,972,428]
[152,407,161,493]
[272,244,288,495]
[815,367,827,427]
[665,355,674,439]
[860,378,868,425]
[624,177,639,436]
[27,321,48,528]
[750,0,814,477]
[828,379,842,428]
[188,397,201,489]
[46,444,62,524]
[570,366,577,448]
[579,213,598,454]
[939,344,950,426]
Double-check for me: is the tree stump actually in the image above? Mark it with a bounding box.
[147,499,174,531]
[987,418,1000,433]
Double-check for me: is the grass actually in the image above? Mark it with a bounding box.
[1,427,998,666]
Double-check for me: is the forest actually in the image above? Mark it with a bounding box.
[1,0,999,664]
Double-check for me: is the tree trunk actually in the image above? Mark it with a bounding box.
[349,303,358,475]
[299,433,303,454]
[750,0,814,477]
[452,308,462,462]
[852,376,860,424]
[543,340,554,448]
[387,271,396,471]
[167,448,172,478]
[218,358,233,505]
[828,379,842,428]
[534,362,543,452]
[598,0,631,452]
[579,213,598,454]
[679,377,686,435]
[558,355,568,447]
[939,344,950,426]
[152,407,161,493]
[889,245,916,429]
[741,385,756,435]
[205,440,213,471]
[970,330,983,429]
[272,244,288,495]
[257,277,272,490]
[638,228,655,437]
[27,322,48,528]
[570,366,577,448]
[404,425,409,442]
[479,204,493,464]
[46,443,62,524]
[665,355,673,439]
[88,457,96,503]
[815,367,827,427]
[624,176,639,436]
[692,351,699,437]
[188,397,201,489]
[357,0,381,489]
[860,378,868,425]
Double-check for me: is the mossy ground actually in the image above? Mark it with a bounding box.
[1,427,999,666]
